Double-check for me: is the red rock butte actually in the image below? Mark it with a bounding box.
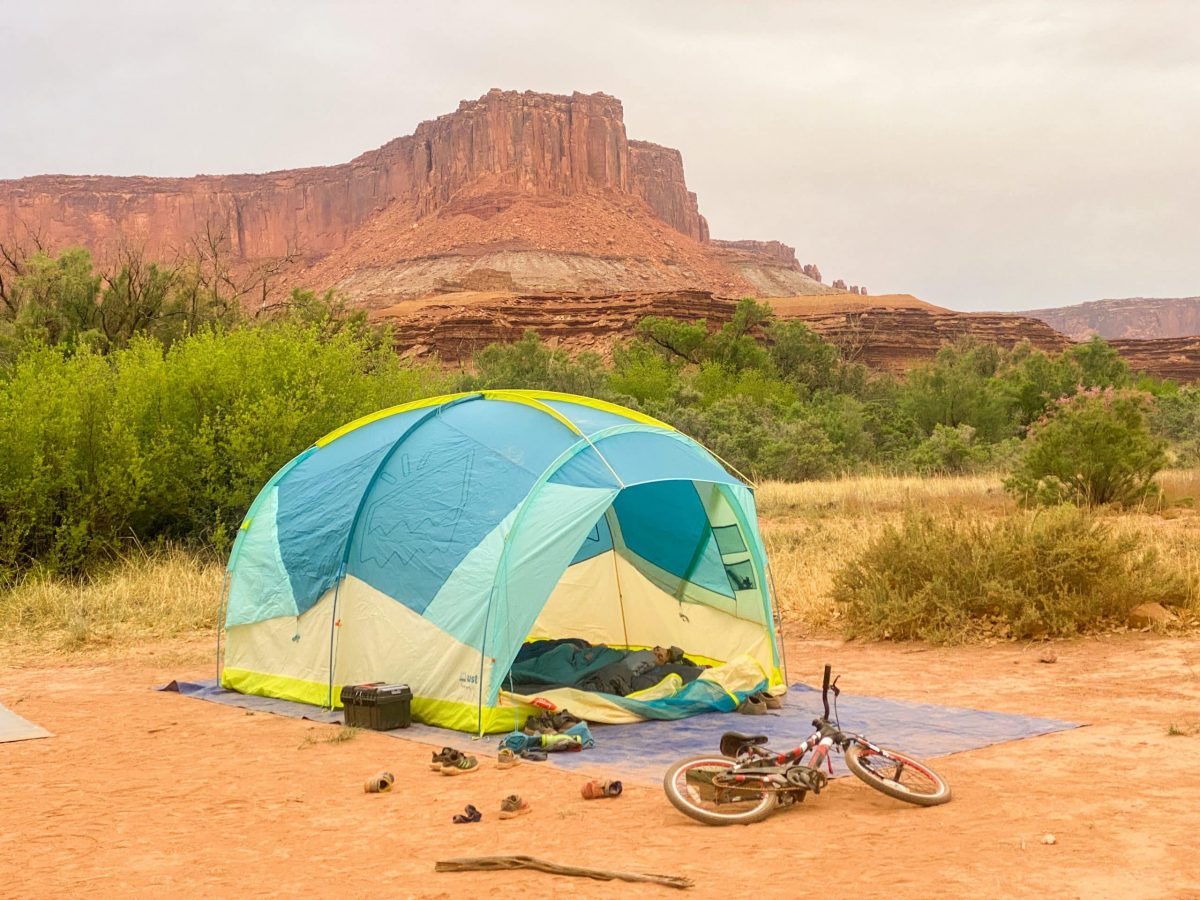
[0,89,829,304]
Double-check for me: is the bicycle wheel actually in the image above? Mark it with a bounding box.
[844,744,951,807]
[662,755,776,826]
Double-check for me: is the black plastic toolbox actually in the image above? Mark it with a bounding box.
[339,683,413,730]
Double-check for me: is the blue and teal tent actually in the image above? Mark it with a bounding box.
[221,390,785,733]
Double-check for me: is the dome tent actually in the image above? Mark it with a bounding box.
[221,390,785,734]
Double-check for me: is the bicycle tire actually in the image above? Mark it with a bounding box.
[844,744,951,807]
[662,755,776,826]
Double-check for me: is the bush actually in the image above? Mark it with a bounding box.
[1004,388,1167,507]
[832,506,1192,643]
[0,325,452,581]
[908,424,988,474]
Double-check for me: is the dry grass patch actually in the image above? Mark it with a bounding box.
[757,474,1010,520]
[299,726,361,748]
[0,547,224,648]
[1158,469,1200,508]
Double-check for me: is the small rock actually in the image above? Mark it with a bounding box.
[1127,602,1176,628]
[1041,834,1056,845]
[1038,652,1058,664]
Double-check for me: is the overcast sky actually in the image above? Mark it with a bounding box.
[3,1,1196,310]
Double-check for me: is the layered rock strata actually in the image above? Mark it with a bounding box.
[1025,297,1200,341]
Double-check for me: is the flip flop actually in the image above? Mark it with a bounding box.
[451,804,482,824]
[498,794,531,819]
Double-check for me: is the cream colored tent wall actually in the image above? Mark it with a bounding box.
[224,575,492,709]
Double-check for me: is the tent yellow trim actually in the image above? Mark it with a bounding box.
[222,667,331,707]
[495,389,675,430]
[480,390,583,436]
[315,389,674,450]
[314,392,475,447]
[221,667,535,733]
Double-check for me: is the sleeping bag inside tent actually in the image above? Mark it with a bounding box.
[220,390,785,734]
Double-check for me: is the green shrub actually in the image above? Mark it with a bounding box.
[908,423,988,474]
[0,325,451,581]
[1004,388,1167,507]
[832,506,1192,643]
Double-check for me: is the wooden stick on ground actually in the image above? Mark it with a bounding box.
[435,855,693,890]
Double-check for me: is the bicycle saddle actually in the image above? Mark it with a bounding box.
[719,731,769,757]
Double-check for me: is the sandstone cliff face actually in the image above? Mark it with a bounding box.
[708,239,832,297]
[0,90,710,263]
[1024,297,1200,341]
[628,140,708,242]
[378,290,1069,369]
[374,288,1197,382]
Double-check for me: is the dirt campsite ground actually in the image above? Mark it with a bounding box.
[2,632,1200,899]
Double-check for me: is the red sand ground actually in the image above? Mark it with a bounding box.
[3,632,1200,898]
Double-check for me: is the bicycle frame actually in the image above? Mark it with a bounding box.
[724,664,882,782]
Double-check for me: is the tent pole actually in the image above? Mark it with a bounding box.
[766,563,790,686]
[214,570,230,682]
[326,564,346,709]
[612,550,631,650]
[606,509,631,649]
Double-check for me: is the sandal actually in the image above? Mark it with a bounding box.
[363,771,394,793]
[520,749,548,762]
[580,779,623,799]
[498,794,531,819]
[442,753,479,776]
[497,748,521,769]
[451,804,482,824]
[430,747,460,771]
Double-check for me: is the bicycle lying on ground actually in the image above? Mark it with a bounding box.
[663,664,951,825]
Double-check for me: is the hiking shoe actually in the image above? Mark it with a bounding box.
[451,804,482,823]
[737,695,767,715]
[363,771,394,793]
[430,747,460,771]
[498,794,531,819]
[497,748,521,769]
[441,753,479,776]
[753,691,783,710]
[581,779,623,799]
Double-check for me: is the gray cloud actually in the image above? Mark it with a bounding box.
[1,0,1196,309]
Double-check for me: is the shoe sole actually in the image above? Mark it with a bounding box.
[499,807,531,819]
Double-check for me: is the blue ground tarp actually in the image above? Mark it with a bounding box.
[162,679,1079,785]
